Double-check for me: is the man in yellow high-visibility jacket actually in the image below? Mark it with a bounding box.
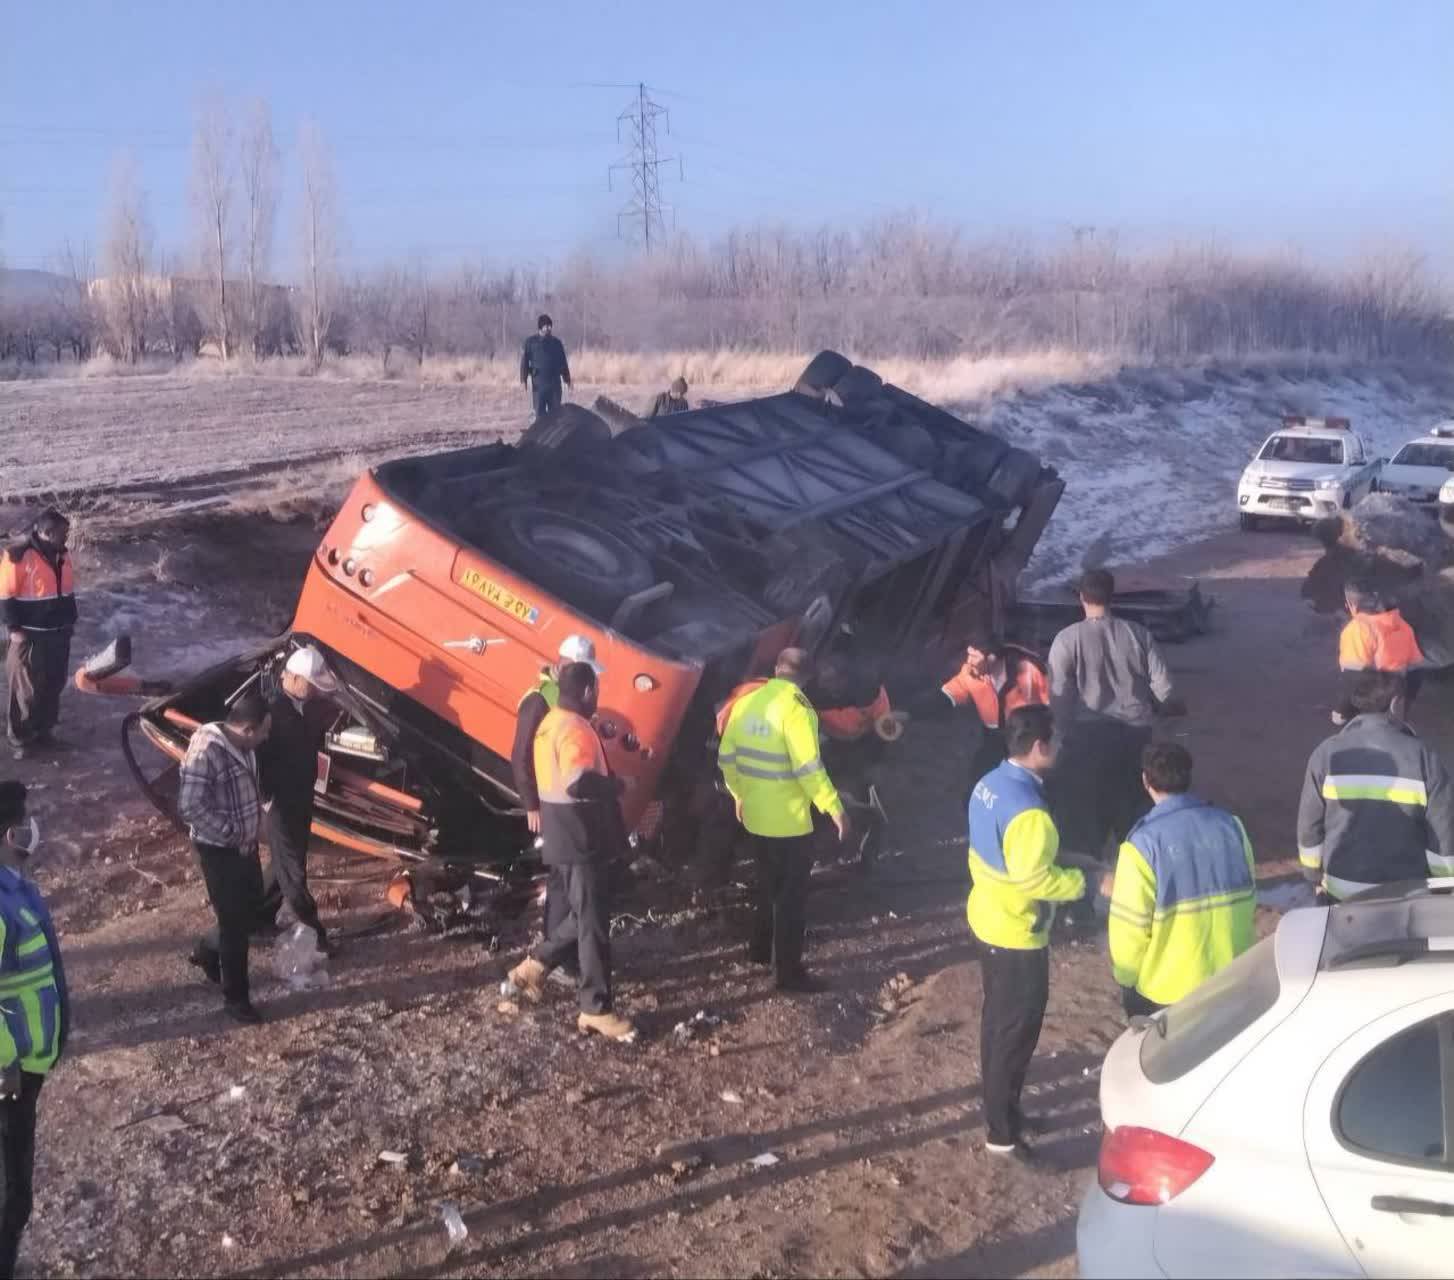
[1108,742,1256,1018]
[719,648,848,991]
[967,704,1087,1162]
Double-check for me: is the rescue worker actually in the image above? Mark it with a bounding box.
[1047,568,1180,864]
[257,646,338,953]
[718,648,848,991]
[512,634,604,981]
[178,694,272,1025]
[0,781,67,1280]
[506,662,636,1042]
[812,654,893,867]
[934,633,1049,786]
[1334,582,1424,723]
[1298,670,1454,901]
[967,705,1087,1162]
[1,509,77,761]
[520,313,572,420]
[1108,742,1256,1018]
[648,377,690,417]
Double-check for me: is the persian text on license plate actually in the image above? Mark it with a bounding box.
[456,568,540,626]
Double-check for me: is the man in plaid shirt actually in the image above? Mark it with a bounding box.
[177,693,272,1024]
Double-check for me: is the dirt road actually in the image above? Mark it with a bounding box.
[10,509,1447,1279]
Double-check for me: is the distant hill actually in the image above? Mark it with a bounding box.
[0,268,77,302]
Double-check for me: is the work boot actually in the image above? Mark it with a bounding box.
[188,949,222,986]
[505,956,548,1004]
[224,1001,264,1026]
[577,1010,638,1043]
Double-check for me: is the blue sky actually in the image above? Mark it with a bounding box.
[1,0,1449,273]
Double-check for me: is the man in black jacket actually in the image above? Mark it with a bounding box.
[257,646,338,952]
[519,314,572,420]
[1,509,78,761]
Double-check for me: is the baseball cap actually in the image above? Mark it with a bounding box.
[557,634,604,675]
[284,645,339,692]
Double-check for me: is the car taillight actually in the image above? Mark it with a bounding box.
[1097,1126,1214,1206]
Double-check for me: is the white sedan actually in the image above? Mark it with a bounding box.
[1376,425,1454,510]
[1078,880,1454,1279]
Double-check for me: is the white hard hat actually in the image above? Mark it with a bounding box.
[557,634,604,675]
[284,645,338,692]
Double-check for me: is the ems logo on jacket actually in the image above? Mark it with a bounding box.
[972,779,998,810]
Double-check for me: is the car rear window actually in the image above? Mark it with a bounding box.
[1141,937,1280,1084]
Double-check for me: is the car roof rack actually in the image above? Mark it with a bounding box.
[1320,880,1454,970]
[1282,414,1351,432]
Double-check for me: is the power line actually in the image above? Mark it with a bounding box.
[607,83,682,252]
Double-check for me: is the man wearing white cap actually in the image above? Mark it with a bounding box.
[512,635,603,977]
[257,645,339,952]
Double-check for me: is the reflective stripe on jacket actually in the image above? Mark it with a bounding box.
[819,686,891,741]
[1297,713,1454,898]
[1108,794,1256,1006]
[0,866,67,1074]
[966,760,1085,949]
[1339,609,1423,672]
[0,542,77,632]
[942,659,1048,728]
[714,679,768,739]
[718,678,843,838]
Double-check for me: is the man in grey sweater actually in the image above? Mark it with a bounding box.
[1046,569,1181,865]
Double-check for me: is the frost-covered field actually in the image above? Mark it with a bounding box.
[971,363,1454,584]
[3,359,1449,584]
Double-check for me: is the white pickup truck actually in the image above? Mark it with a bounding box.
[1236,415,1381,531]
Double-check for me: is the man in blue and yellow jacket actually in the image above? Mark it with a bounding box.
[0,781,67,1280]
[1108,742,1256,1018]
[967,705,1087,1160]
[719,648,848,991]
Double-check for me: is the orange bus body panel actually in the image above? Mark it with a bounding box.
[293,472,705,831]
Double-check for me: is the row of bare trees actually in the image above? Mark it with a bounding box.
[2,138,1449,368]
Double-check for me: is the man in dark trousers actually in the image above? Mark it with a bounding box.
[1047,568,1181,866]
[257,646,338,952]
[511,635,603,984]
[1,508,77,761]
[505,662,636,1042]
[0,781,68,1280]
[177,694,272,1025]
[520,313,572,420]
[718,647,849,991]
[967,705,1088,1163]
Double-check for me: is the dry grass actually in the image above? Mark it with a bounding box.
[12,346,1119,403]
[17,345,1442,408]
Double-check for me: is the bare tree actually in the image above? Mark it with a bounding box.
[101,152,152,362]
[238,98,278,358]
[46,240,97,360]
[296,119,339,368]
[190,92,234,358]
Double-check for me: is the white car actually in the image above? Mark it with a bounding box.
[1375,424,1454,510]
[1442,474,1454,530]
[1237,416,1380,530]
[1078,879,1454,1279]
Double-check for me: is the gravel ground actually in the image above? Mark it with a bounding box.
[3,367,1452,1277]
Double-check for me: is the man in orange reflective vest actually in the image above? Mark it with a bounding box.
[1334,582,1424,724]
[934,634,1050,787]
[505,662,636,1043]
[1,510,77,761]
